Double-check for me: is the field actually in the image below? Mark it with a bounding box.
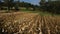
[0,10,60,34]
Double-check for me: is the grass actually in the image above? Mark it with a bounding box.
[20,9,60,16]
[20,10,56,16]
[0,9,60,16]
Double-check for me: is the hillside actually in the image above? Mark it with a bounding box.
[0,12,60,34]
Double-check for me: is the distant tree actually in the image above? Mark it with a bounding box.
[39,0,60,14]
[25,3,31,10]
[3,0,14,11]
[24,2,35,11]
[14,0,20,11]
[20,1,25,7]
[31,5,35,11]
[0,0,2,10]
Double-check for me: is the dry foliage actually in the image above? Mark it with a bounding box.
[0,12,60,34]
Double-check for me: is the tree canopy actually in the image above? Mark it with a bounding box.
[40,0,60,14]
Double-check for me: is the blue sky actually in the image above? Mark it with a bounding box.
[20,0,40,5]
[15,0,57,5]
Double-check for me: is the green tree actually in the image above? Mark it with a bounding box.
[0,0,2,10]
[14,0,20,11]
[40,0,60,14]
[3,0,14,11]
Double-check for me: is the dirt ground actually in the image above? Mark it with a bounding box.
[0,12,60,34]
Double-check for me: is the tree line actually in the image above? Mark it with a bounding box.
[40,0,60,14]
[0,0,60,14]
[0,0,39,11]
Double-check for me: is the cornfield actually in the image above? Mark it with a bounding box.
[0,12,60,34]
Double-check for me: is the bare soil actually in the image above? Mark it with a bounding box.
[0,12,60,34]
